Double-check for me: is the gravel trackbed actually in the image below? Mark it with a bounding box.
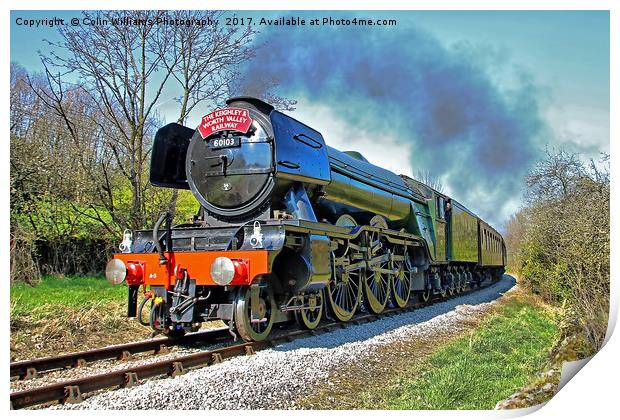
[58,276,516,410]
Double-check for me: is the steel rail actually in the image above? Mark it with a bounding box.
[10,327,231,380]
[10,340,268,410]
[10,278,501,410]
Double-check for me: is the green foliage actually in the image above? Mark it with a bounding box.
[507,150,609,350]
[11,39,289,279]
[366,297,558,409]
[11,196,114,240]
[175,190,200,224]
[10,60,202,279]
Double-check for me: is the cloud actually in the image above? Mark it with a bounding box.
[238,23,546,227]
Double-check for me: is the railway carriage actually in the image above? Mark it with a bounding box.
[105,97,506,341]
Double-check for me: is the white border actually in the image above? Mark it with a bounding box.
[3,2,616,419]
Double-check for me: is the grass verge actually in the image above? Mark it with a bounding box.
[10,275,151,360]
[361,293,559,409]
[11,275,127,312]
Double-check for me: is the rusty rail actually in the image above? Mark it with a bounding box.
[10,327,231,380]
[10,311,402,409]
[10,340,268,409]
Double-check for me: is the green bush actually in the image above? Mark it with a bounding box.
[508,151,609,351]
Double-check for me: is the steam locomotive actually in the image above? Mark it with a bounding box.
[105,97,506,341]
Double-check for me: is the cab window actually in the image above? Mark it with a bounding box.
[437,196,445,220]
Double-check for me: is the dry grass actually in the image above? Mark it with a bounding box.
[11,300,152,361]
[10,226,41,285]
[10,275,229,361]
[10,276,154,361]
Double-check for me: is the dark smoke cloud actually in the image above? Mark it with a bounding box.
[238,22,546,227]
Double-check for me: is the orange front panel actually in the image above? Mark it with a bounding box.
[114,250,270,288]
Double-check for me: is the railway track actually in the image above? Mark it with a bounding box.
[10,279,499,410]
[10,327,232,380]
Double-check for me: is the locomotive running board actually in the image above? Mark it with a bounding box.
[274,219,425,248]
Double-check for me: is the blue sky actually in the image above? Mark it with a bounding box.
[10,10,609,228]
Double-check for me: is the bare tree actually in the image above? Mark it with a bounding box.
[31,10,295,231]
[518,150,609,350]
[31,10,175,231]
[416,169,443,192]
[525,148,585,203]
[12,13,297,277]
[152,11,256,124]
[503,210,527,273]
[11,65,116,278]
